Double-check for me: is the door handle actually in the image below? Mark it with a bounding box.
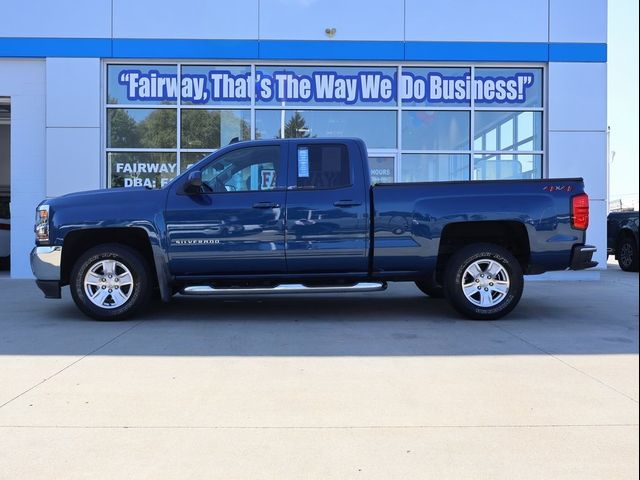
[333,200,362,208]
[252,202,280,209]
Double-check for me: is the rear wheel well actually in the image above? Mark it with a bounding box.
[435,221,530,283]
[617,229,635,244]
[61,228,157,287]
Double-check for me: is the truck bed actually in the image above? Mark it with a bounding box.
[371,178,586,276]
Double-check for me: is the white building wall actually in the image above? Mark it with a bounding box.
[0,60,46,278]
[405,0,549,42]
[547,52,608,266]
[1,0,111,38]
[545,2,608,271]
[45,58,102,197]
[107,0,556,43]
[549,0,608,43]
[112,0,259,39]
[259,0,404,41]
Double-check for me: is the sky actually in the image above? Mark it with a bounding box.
[608,0,639,204]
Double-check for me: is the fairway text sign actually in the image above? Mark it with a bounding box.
[117,68,536,105]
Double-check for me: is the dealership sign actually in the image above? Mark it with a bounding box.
[117,68,536,105]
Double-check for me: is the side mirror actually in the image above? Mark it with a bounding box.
[184,170,202,193]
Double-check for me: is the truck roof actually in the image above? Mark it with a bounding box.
[230,137,365,146]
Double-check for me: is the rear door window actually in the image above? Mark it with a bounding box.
[296,144,351,189]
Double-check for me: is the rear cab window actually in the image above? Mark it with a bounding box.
[296,144,351,189]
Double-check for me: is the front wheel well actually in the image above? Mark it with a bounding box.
[435,221,531,283]
[61,228,157,287]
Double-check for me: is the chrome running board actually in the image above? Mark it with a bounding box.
[180,282,387,296]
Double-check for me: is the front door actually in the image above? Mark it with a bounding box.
[285,141,369,274]
[165,144,287,276]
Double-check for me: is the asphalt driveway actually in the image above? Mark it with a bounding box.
[0,266,638,479]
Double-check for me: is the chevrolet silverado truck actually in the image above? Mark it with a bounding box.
[30,138,597,321]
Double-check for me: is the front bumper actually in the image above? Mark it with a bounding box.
[30,246,62,298]
[570,244,598,270]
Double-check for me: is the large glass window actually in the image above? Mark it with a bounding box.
[369,156,395,183]
[107,65,177,105]
[402,111,469,150]
[256,66,398,107]
[180,152,211,172]
[255,110,396,148]
[180,109,250,149]
[105,64,544,188]
[473,154,542,180]
[108,152,177,188]
[181,65,251,105]
[401,154,470,182]
[401,67,471,107]
[474,68,542,108]
[400,66,542,184]
[474,111,542,151]
[108,108,176,148]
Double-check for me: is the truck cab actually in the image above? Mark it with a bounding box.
[165,139,370,277]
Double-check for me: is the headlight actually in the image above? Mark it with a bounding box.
[35,204,50,244]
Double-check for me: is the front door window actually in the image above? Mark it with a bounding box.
[200,145,281,193]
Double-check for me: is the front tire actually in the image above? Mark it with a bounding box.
[70,244,152,320]
[443,243,523,320]
[617,237,639,272]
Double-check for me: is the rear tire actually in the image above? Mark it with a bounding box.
[443,243,523,320]
[70,244,152,321]
[617,237,639,272]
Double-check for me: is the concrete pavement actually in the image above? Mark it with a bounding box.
[0,265,638,479]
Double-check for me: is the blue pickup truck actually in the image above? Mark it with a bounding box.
[31,138,596,321]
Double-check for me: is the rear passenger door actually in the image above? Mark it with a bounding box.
[285,141,369,274]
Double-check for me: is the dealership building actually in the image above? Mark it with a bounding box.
[0,0,607,278]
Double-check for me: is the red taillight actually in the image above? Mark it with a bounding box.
[571,193,589,230]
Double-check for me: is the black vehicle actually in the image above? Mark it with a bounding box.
[607,210,639,271]
[0,193,9,270]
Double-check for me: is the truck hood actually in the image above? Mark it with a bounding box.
[45,187,164,209]
[44,187,168,241]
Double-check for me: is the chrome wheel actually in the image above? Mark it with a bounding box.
[83,259,134,309]
[461,259,510,308]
